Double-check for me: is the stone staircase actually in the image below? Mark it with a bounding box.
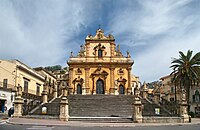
[32,98,61,116]
[68,95,134,117]
[141,98,172,116]
[28,95,172,121]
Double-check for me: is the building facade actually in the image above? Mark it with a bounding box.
[160,74,200,116]
[67,28,136,95]
[0,60,45,113]
[34,67,57,95]
[0,87,15,113]
[160,75,181,102]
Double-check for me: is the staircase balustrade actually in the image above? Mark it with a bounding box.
[22,93,42,115]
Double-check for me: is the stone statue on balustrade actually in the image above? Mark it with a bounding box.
[135,85,140,98]
[16,84,22,97]
[43,77,49,92]
[127,50,131,58]
[181,89,186,102]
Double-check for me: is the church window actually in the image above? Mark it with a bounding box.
[194,90,200,103]
[24,79,29,93]
[171,86,174,93]
[36,84,40,96]
[98,49,103,58]
[3,79,8,88]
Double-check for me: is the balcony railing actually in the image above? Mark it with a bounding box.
[0,81,15,91]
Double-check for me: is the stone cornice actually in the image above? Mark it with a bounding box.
[67,62,133,69]
[18,66,45,82]
[85,39,115,42]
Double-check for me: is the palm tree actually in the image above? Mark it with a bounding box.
[170,50,200,111]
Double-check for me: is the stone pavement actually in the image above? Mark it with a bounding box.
[4,117,200,127]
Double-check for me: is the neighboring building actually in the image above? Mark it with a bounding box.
[39,65,69,96]
[160,75,181,102]
[67,28,135,95]
[34,67,57,95]
[0,60,45,113]
[146,81,162,99]
[190,82,200,116]
[131,75,140,95]
[0,86,15,113]
[53,69,69,96]
[160,74,200,115]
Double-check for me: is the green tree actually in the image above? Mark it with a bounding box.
[170,50,200,111]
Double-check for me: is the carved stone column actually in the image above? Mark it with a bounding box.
[68,67,73,95]
[133,87,142,123]
[104,77,107,95]
[59,96,69,121]
[84,67,90,95]
[110,67,115,95]
[92,77,96,95]
[179,89,189,123]
[13,85,24,117]
[127,67,132,95]
[13,97,23,117]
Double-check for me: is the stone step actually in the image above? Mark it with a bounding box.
[69,117,133,123]
[141,98,172,117]
[30,95,172,118]
[32,98,61,115]
[68,95,134,117]
[23,115,59,119]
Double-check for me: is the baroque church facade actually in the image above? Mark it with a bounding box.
[67,28,138,95]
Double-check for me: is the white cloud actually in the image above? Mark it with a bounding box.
[0,0,97,67]
[108,0,200,82]
[0,0,200,82]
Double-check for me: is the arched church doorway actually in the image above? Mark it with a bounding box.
[119,84,125,94]
[77,84,82,94]
[96,79,104,94]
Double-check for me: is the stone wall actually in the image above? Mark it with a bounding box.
[143,116,183,123]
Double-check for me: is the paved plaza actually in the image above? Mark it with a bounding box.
[0,118,200,130]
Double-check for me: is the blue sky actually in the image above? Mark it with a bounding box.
[0,0,200,82]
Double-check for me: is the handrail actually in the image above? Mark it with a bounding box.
[160,97,179,116]
[22,92,42,115]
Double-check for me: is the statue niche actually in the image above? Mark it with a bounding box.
[118,68,124,75]
[76,68,82,75]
